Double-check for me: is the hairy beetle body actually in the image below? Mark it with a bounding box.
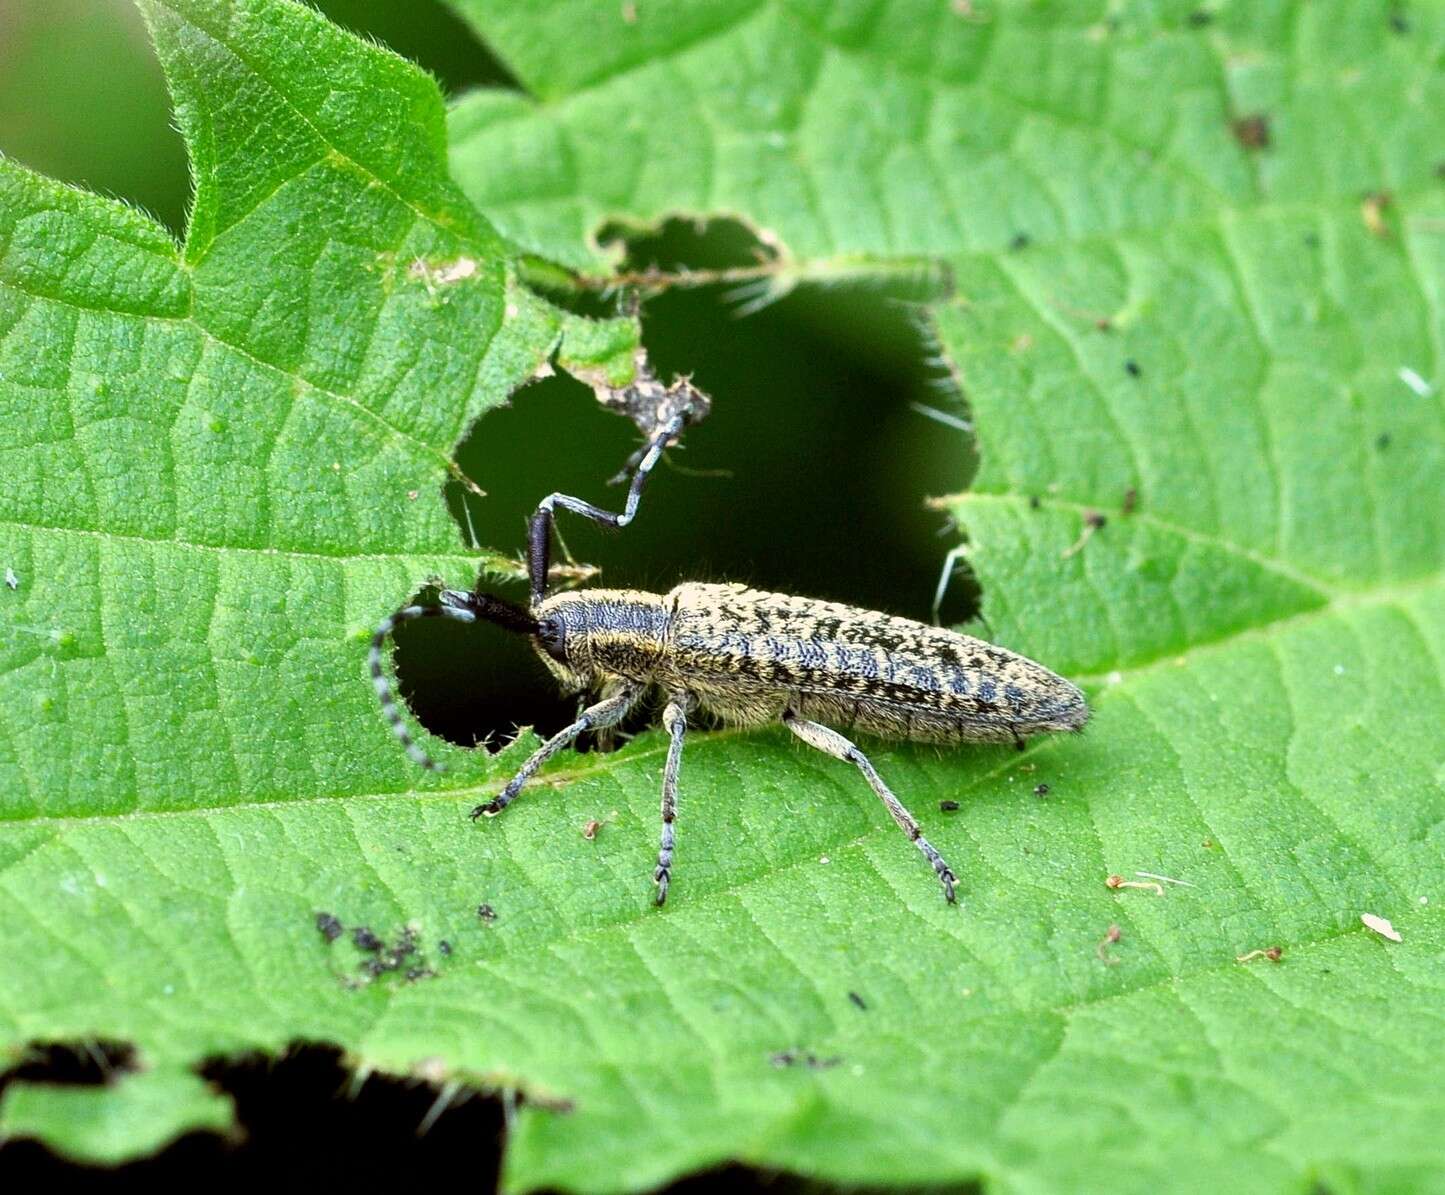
[535,583,1087,744]
[668,582,1086,742]
[370,419,1088,908]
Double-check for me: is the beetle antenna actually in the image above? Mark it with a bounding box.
[370,589,538,771]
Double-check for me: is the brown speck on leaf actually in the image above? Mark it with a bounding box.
[477,903,497,923]
[406,490,418,501]
[1097,924,1122,965]
[939,799,961,812]
[1236,947,1284,964]
[1122,487,1138,515]
[582,819,602,840]
[1231,114,1271,150]
[315,912,343,942]
[1361,191,1393,238]
[1361,912,1402,942]
[1062,510,1106,559]
[1106,874,1164,896]
[620,1,638,22]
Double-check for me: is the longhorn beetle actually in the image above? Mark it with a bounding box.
[371,410,1088,906]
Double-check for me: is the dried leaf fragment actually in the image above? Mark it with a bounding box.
[1106,874,1164,896]
[1360,913,1402,942]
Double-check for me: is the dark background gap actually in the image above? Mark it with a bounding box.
[392,217,978,753]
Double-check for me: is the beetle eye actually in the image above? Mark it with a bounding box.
[536,617,566,662]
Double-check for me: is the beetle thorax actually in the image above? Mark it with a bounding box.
[532,588,672,689]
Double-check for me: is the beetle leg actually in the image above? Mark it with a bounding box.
[471,684,643,819]
[783,711,958,904]
[527,414,685,603]
[654,693,696,906]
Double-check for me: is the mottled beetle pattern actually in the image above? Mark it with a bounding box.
[371,395,1088,905]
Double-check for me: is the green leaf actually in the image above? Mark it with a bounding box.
[0,1064,234,1163]
[4,3,1445,1194]
[443,2,1445,1189]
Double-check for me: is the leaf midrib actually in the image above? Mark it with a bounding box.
[0,239,502,510]
[955,491,1342,596]
[0,518,498,566]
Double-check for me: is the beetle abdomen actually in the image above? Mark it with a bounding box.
[664,583,1088,744]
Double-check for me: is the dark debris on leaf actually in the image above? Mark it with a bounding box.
[1231,114,1271,151]
[315,912,343,943]
[330,923,440,987]
[769,1049,844,1070]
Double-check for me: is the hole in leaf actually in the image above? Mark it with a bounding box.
[396,218,979,755]
[0,1040,137,1093]
[1,1043,862,1192]
[0,1045,503,1185]
[390,575,579,754]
